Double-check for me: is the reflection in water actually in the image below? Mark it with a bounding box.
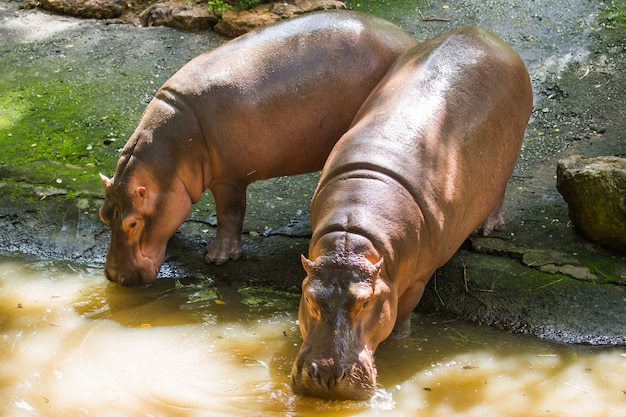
[0,256,624,416]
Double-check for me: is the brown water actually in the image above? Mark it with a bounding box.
[1,257,624,417]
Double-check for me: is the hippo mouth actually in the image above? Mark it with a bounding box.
[124,251,161,285]
[139,252,160,283]
[104,251,161,286]
[291,351,377,401]
[291,363,376,401]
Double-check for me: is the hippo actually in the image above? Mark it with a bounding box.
[291,26,533,400]
[98,10,417,285]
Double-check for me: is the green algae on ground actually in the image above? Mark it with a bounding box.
[175,279,222,308]
[238,286,300,310]
[0,35,163,195]
[599,0,626,29]
[0,73,132,180]
[347,0,424,22]
[173,280,299,310]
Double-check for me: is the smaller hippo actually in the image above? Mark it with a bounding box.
[291,27,533,400]
[98,11,417,285]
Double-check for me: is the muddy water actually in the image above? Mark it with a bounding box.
[1,257,624,417]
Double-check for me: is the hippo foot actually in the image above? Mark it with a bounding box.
[204,241,243,265]
[391,317,412,339]
[476,211,506,236]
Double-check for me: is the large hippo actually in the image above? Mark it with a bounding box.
[98,11,417,285]
[291,27,533,400]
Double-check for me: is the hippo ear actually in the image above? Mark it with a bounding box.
[301,255,315,274]
[136,186,147,199]
[99,173,112,188]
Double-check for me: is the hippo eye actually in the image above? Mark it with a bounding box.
[123,217,140,232]
[363,299,370,308]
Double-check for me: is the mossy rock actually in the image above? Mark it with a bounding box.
[556,155,626,254]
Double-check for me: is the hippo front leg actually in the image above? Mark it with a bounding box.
[205,183,247,265]
[391,282,426,339]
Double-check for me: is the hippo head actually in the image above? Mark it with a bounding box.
[98,154,192,286]
[291,254,395,400]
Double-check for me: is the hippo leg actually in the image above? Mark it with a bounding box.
[205,183,246,265]
[391,282,426,339]
[478,198,506,236]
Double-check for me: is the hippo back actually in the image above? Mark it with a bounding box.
[153,10,419,182]
[313,26,533,264]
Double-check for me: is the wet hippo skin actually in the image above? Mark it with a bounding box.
[98,10,417,285]
[291,26,533,400]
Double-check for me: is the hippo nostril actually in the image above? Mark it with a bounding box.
[308,362,319,379]
[307,361,341,390]
[118,274,127,286]
[337,365,348,382]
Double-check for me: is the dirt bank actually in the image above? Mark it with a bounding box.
[0,0,624,344]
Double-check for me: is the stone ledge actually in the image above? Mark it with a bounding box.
[31,0,346,34]
[470,236,626,285]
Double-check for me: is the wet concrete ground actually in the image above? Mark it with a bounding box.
[0,0,625,344]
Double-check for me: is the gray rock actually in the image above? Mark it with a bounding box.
[170,4,218,31]
[39,0,125,19]
[140,2,218,30]
[213,0,346,38]
[556,155,626,254]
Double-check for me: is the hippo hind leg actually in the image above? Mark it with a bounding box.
[205,182,247,265]
[477,199,506,236]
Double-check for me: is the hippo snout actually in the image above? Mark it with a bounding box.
[104,256,158,286]
[307,360,349,390]
[291,355,376,401]
[104,268,138,286]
